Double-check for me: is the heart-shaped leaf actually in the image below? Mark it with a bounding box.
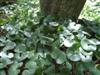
[81,37,97,51]
[51,47,66,64]
[67,53,81,61]
[3,41,16,51]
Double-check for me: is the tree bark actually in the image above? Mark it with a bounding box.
[40,0,86,20]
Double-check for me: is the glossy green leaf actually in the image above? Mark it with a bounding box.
[51,47,66,64]
[8,62,22,75]
[67,53,81,61]
[24,61,37,74]
[81,37,97,51]
[3,41,16,51]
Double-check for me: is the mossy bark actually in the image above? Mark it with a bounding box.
[40,0,86,20]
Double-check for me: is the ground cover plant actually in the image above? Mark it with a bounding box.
[0,0,100,75]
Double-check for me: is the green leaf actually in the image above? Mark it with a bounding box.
[95,50,100,59]
[79,47,93,56]
[96,64,100,71]
[76,62,84,75]
[15,44,26,53]
[0,70,6,75]
[3,41,16,51]
[44,65,55,75]
[81,37,97,51]
[0,37,6,43]
[0,42,5,47]
[24,61,37,75]
[91,69,100,75]
[66,62,72,70]
[34,68,42,75]
[0,63,5,69]
[51,47,66,64]
[22,70,31,75]
[1,57,13,65]
[23,31,32,38]
[0,19,7,25]
[83,62,100,75]
[8,62,22,75]
[67,53,81,61]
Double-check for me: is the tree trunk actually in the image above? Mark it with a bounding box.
[40,0,86,20]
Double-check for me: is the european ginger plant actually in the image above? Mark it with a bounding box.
[0,0,100,75]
